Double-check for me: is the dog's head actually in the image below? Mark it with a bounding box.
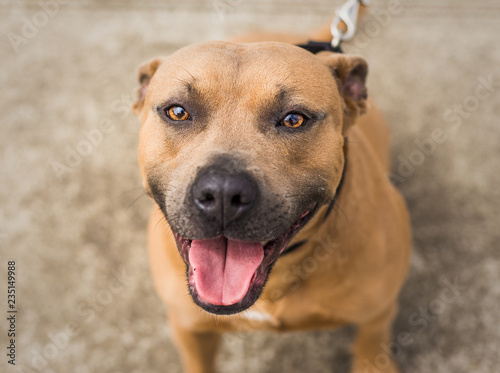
[132,41,368,315]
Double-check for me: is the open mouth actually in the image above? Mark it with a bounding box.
[173,203,318,315]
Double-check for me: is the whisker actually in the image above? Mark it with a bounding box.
[120,186,145,196]
[125,192,148,211]
[333,202,348,222]
[154,210,167,231]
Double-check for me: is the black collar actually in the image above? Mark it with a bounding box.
[281,139,348,256]
[296,40,343,54]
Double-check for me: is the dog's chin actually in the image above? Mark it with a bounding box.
[172,202,318,315]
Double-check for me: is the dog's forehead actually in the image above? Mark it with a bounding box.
[153,41,335,95]
[166,40,323,70]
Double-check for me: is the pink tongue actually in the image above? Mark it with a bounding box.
[189,237,264,306]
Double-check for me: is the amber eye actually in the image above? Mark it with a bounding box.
[282,113,306,128]
[165,105,190,121]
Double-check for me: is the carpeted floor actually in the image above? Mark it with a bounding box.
[1,1,499,372]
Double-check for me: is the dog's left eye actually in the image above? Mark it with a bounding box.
[165,105,190,121]
[281,113,306,128]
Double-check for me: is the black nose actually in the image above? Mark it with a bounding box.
[192,170,257,228]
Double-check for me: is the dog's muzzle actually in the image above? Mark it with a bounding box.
[161,157,323,315]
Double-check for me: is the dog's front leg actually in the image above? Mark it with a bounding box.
[168,314,221,373]
[351,303,399,373]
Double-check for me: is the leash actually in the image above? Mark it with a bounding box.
[330,0,370,49]
[297,0,369,54]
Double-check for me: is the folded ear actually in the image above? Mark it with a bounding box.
[317,52,369,135]
[131,58,164,115]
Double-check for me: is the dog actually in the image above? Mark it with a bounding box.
[131,15,411,373]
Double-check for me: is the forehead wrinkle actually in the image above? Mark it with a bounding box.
[171,76,196,95]
[176,64,196,85]
[160,72,206,105]
[255,83,315,114]
[275,84,300,107]
[151,79,198,106]
[169,64,199,96]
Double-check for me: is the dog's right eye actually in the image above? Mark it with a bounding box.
[281,112,306,128]
[164,105,190,121]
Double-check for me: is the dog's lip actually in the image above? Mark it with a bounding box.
[172,202,318,314]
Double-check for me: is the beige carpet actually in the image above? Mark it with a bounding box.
[1,1,499,372]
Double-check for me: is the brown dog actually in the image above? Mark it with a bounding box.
[132,22,411,373]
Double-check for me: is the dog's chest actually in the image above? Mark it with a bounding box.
[231,308,281,330]
[227,299,344,332]
[241,309,275,323]
[241,310,280,325]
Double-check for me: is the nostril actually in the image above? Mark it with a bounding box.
[203,193,215,203]
[197,192,215,206]
[231,194,243,206]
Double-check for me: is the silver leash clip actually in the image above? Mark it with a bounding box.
[331,0,369,48]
